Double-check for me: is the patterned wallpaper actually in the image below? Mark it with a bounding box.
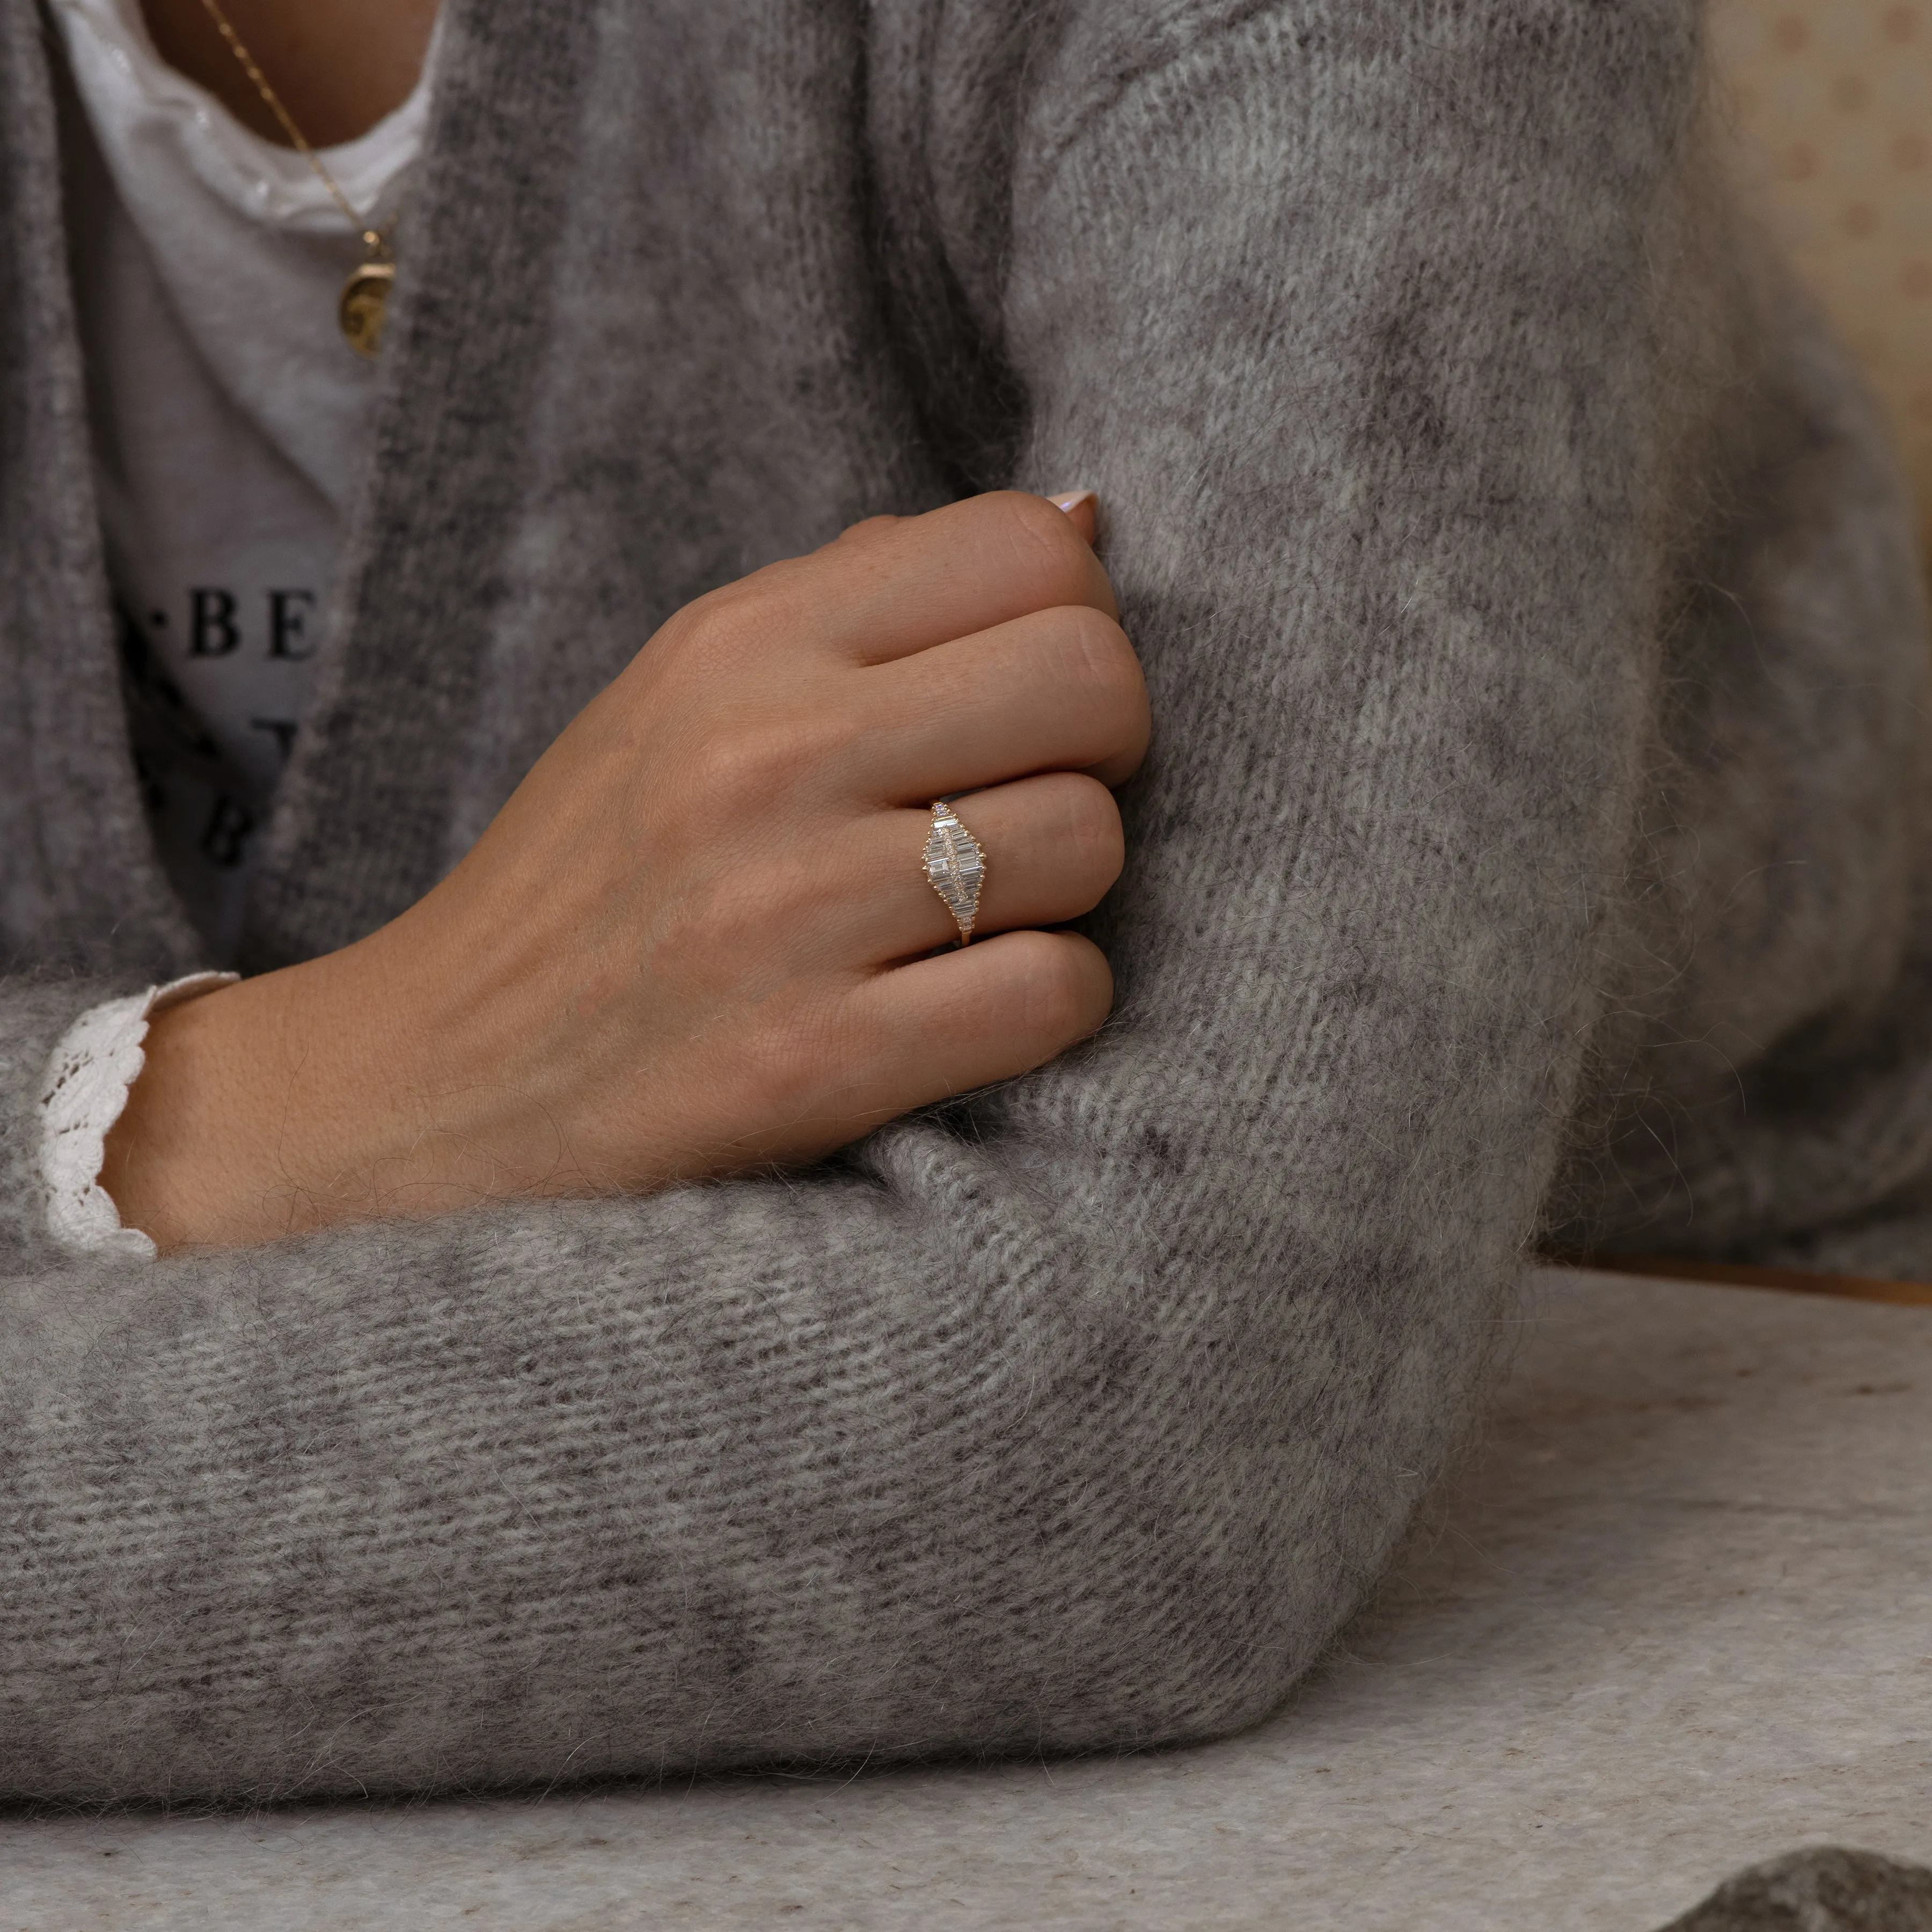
[1710,0,1932,559]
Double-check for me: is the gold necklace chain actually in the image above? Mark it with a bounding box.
[194,0,401,358]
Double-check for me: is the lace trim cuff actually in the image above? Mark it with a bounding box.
[38,973,239,1258]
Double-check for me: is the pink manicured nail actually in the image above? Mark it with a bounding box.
[1050,491,1098,516]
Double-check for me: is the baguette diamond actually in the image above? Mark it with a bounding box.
[923,801,986,945]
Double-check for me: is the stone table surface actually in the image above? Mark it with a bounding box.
[6,1268,1929,1931]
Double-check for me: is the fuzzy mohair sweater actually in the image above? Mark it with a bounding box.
[0,0,1925,1803]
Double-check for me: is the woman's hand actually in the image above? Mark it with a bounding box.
[103,491,1148,1251]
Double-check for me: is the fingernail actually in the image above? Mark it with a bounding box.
[1048,489,1099,546]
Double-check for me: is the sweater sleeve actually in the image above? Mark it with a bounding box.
[0,0,1700,1802]
[0,978,143,1271]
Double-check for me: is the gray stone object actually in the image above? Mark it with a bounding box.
[1658,1850,1932,1932]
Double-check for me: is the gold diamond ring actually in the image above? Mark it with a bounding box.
[923,801,986,946]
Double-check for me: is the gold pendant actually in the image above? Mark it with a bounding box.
[339,259,396,361]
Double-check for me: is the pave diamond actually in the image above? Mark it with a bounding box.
[923,803,985,941]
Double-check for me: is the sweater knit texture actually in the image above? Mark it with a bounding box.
[0,0,1926,1802]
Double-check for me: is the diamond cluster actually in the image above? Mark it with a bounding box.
[923,802,985,942]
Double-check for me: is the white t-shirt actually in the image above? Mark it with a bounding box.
[53,0,435,960]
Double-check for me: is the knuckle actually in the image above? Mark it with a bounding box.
[684,727,775,814]
[1054,606,1146,714]
[1002,931,1111,1048]
[831,513,903,551]
[745,991,855,1123]
[1056,775,1126,895]
[987,489,1095,606]
[682,707,845,817]
[667,574,797,677]
[662,590,747,680]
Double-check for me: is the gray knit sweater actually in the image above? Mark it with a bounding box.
[1,0,1925,1803]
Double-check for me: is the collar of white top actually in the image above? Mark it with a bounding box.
[48,0,439,232]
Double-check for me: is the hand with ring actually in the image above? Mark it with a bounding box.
[104,491,1150,1250]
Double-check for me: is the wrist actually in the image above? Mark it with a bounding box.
[100,934,438,1250]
